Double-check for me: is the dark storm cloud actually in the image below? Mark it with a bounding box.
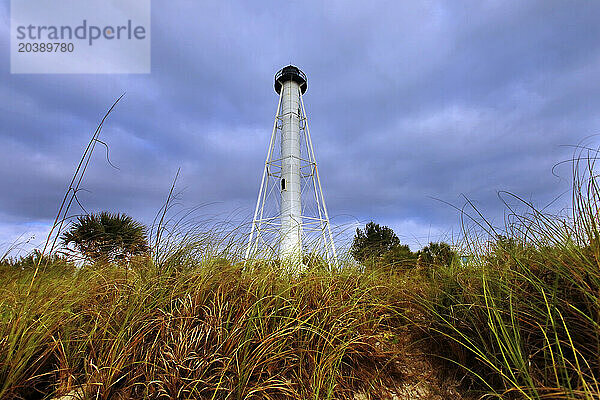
[2,1,600,250]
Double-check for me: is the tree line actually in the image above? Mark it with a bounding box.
[350,221,457,270]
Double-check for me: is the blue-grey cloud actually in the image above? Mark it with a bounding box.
[1,1,599,252]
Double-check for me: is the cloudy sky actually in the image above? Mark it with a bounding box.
[2,1,600,254]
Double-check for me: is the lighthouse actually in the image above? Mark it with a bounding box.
[246,65,336,268]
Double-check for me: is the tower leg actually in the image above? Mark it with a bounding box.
[245,91,282,262]
[300,94,338,265]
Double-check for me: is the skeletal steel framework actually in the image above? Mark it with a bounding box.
[245,66,337,265]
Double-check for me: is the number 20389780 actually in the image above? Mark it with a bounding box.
[18,42,74,52]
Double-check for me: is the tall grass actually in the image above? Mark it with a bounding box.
[0,251,416,399]
[418,152,600,399]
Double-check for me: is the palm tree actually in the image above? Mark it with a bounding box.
[61,212,149,264]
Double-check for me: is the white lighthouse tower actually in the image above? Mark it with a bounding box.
[245,65,337,267]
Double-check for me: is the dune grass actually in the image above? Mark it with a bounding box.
[416,154,600,399]
[0,256,418,399]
